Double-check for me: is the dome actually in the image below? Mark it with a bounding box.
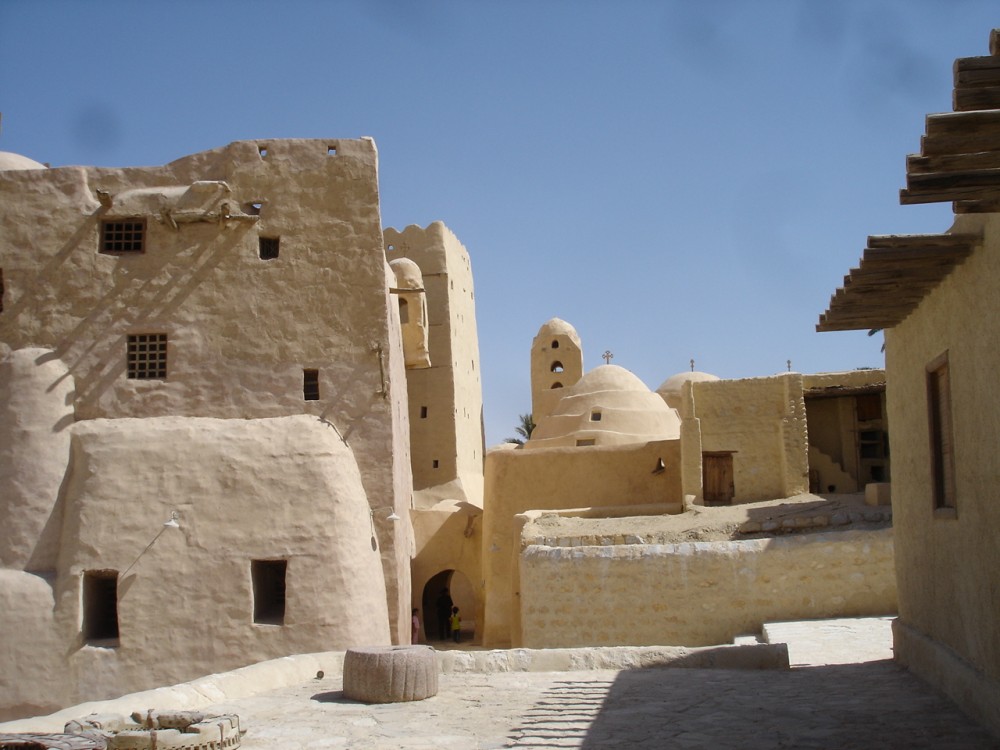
[389,257,424,288]
[526,365,681,449]
[657,371,720,410]
[0,151,46,171]
[533,318,581,349]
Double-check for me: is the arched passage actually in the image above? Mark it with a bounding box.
[421,569,476,643]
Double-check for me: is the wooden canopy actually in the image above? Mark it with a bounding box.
[818,29,997,332]
[817,233,980,332]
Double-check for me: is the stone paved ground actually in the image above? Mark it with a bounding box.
[203,619,999,749]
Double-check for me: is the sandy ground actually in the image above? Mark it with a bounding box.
[523,492,890,544]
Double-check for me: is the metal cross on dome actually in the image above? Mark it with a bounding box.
[603,350,614,364]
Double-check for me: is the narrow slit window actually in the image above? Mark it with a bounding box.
[551,340,559,349]
[259,236,280,260]
[101,219,146,254]
[432,459,439,468]
[83,570,119,643]
[303,369,320,401]
[251,560,287,625]
[0,268,4,313]
[576,438,596,447]
[927,353,956,512]
[127,333,167,379]
[399,298,409,323]
[420,406,428,418]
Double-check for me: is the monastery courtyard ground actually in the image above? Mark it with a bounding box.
[4,619,996,748]
[150,619,999,748]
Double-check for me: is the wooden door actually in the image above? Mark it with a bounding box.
[703,452,735,505]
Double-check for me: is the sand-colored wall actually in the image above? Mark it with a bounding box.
[482,440,682,647]
[0,140,413,644]
[689,373,808,503]
[518,529,896,648]
[0,349,75,570]
[385,223,484,509]
[0,415,391,714]
[884,213,1000,730]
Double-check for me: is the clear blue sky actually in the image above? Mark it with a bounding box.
[1,1,995,445]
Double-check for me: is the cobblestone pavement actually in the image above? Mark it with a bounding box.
[207,638,998,749]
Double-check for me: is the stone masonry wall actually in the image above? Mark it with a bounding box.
[518,529,896,648]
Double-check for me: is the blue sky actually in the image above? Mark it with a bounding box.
[1,1,995,445]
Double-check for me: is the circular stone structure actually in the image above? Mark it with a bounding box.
[343,646,439,703]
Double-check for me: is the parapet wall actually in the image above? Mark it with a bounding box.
[518,529,896,648]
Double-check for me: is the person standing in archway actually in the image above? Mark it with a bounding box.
[435,588,453,641]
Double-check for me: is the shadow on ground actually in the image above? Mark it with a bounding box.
[507,661,998,749]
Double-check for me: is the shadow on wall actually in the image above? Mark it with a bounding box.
[421,569,476,643]
[503,662,994,748]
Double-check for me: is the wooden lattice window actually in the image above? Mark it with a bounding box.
[259,236,280,260]
[927,352,956,512]
[127,333,168,379]
[83,570,119,643]
[101,219,146,253]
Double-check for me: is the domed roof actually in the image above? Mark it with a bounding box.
[526,365,680,449]
[389,257,424,288]
[656,370,720,411]
[0,151,46,171]
[533,318,581,348]
[656,370,720,395]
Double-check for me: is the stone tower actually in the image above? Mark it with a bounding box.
[530,318,583,422]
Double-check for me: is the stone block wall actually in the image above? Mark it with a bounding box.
[518,529,896,648]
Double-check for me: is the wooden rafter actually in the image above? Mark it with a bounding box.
[898,29,1000,211]
[816,234,980,332]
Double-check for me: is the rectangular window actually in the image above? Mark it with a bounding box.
[101,219,146,253]
[420,406,428,419]
[252,559,286,625]
[0,268,4,313]
[927,352,956,512]
[127,333,168,379]
[303,369,319,400]
[83,570,119,643]
[259,236,280,260]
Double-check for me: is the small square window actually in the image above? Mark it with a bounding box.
[432,459,439,468]
[303,369,320,400]
[327,145,337,156]
[251,559,286,625]
[245,202,263,216]
[83,570,119,643]
[259,236,280,260]
[101,219,146,254]
[258,145,269,158]
[591,411,602,422]
[127,333,167,379]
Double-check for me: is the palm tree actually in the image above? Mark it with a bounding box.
[505,413,535,446]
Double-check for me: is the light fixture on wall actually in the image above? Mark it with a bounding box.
[121,510,181,578]
[368,507,400,553]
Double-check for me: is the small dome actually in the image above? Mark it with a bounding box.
[526,365,681,449]
[534,318,581,349]
[0,151,46,171]
[389,257,424,289]
[657,371,720,410]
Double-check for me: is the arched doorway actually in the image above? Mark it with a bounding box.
[421,569,476,643]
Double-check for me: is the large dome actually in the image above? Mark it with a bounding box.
[526,365,681,449]
[657,370,720,410]
[0,152,46,171]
